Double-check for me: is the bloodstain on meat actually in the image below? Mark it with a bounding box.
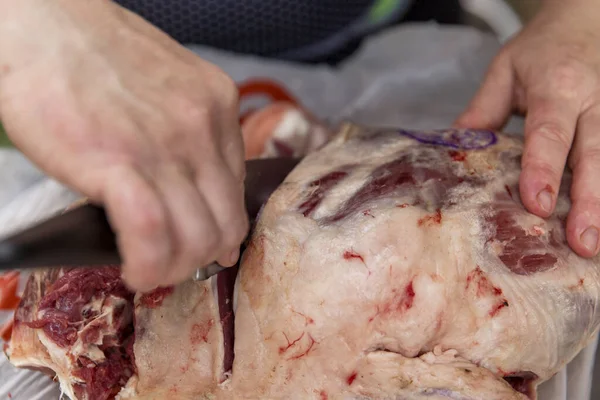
[448,150,466,162]
[505,185,513,198]
[503,371,538,399]
[343,250,364,263]
[319,390,328,400]
[418,209,442,227]
[138,286,175,309]
[347,372,358,385]
[288,334,316,360]
[396,203,410,208]
[486,208,558,275]
[362,209,375,218]
[404,282,416,307]
[190,319,214,345]
[370,280,416,322]
[568,278,585,290]
[279,332,305,354]
[489,300,510,317]
[298,170,349,217]
[466,267,502,297]
[292,309,315,325]
[466,267,509,317]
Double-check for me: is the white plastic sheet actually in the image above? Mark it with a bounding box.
[0,22,596,400]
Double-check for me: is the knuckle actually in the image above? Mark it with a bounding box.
[220,77,240,109]
[571,148,600,171]
[209,69,239,109]
[222,224,247,250]
[181,227,218,263]
[178,99,211,128]
[521,156,562,182]
[530,123,572,151]
[123,260,162,290]
[548,60,589,97]
[197,229,222,261]
[134,204,165,233]
[571,194,600,214]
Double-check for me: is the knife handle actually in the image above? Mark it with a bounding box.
[0,204,121,271]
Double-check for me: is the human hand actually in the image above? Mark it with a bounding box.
[456,0,600,258]
[0,0,248,291]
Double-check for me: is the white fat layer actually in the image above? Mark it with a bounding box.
[71,296,129,362]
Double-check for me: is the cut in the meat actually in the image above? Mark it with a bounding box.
[7,123,600,400]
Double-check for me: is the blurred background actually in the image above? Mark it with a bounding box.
[506,0,540,21]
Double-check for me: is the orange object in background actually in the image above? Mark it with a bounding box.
[237,78,330,159]
[0,272,20,310]
[1,319,14,342]
[241,101,303,159]
[238,78,301,121]
[0,271,21,343]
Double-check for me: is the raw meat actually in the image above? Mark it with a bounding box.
[6,123,600,400]
[8,268,135,400]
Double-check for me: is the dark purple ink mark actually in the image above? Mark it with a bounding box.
[399,129,497,150]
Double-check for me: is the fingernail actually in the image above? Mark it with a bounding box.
[537,189,553,213]
[581,226,599,254]
[229,248,240,265]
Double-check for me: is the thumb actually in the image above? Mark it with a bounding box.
[455,54,515,130]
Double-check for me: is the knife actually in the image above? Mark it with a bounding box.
[0,157,300,279]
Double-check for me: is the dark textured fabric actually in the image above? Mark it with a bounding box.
[115,0,374,56]
[114,0,463,64]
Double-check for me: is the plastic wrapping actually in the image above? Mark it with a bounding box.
[0,23,597,399]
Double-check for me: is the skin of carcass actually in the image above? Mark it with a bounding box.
[7,123,600,400]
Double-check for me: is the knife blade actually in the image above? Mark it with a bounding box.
[0,157,300,278]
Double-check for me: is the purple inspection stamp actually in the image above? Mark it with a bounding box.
[398,128,498,150]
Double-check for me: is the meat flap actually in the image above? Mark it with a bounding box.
[8,269,63,375]
[124,279,224,398]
